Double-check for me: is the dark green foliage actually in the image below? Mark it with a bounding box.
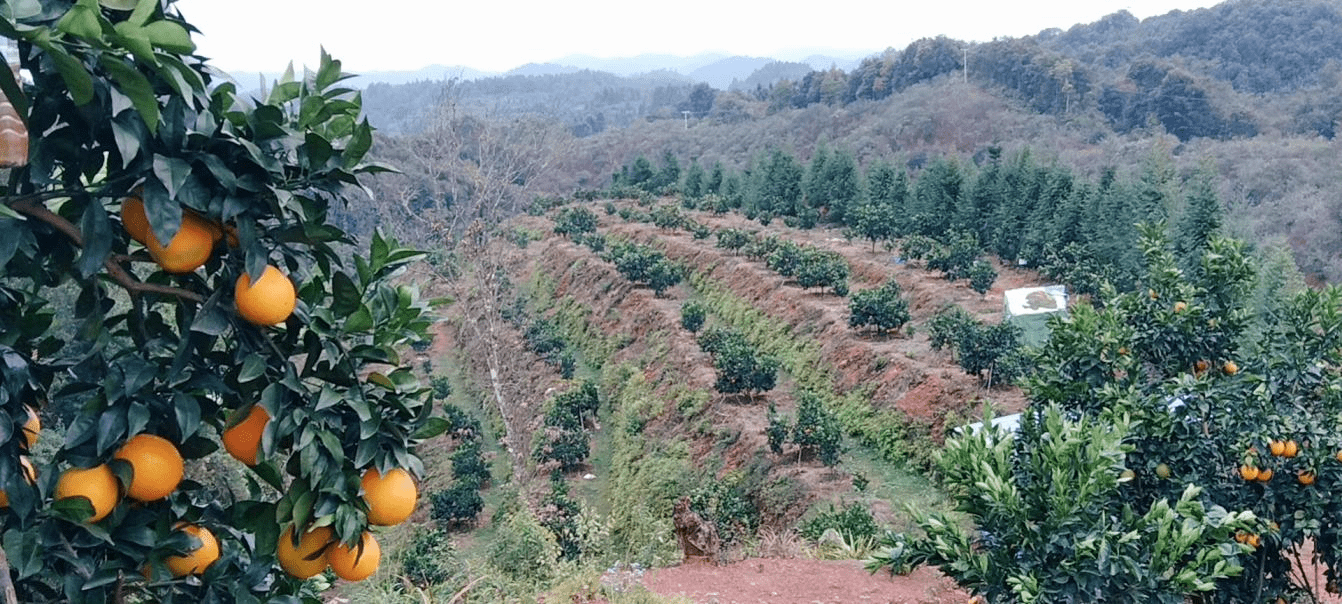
[681,300,707,332]
[957,321,1024,385]
[715,228,752,253]
[697,327,779,395]
[398,526,464,587]
[688,475,761,545]
[538,475,584,560]
[795,248,850,295]
[926,232,981,281]
[431,376,453,400]
[533,381,600,470]
[800,502,879,543]
[651,204,686,230]
[578,232,606,253]
[603,201,617,215]
[927,305,977,353]
[766,404,789,455]
[765,240,804,277]
[443,404,483,440]
[750,149,804,216]
[451,440,492,488]
[684,160,706,198]
[525,317,566,357]
[602,240,684,296]
[791,392,844,466]
[848,199,899,251]
[553,206,598,238]
[431,481,485,530]
[848,280,912,334]
[899,235,938,262]
[968,260,998,295]
[1174,170,1223,274]
[689,221,711,240]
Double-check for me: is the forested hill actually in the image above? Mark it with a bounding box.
[361,0,1342,141]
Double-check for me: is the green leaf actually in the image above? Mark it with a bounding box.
[100,55,160,134]
[126,0,156,25]
[152,154,192,200]
[345,305,373,332]
[76,198,112,278]
[411,417,449,440]
[142,20,194,53]
[239,356,265,383]
[174,392,201,440]
[56,2,103,40]
[343,120,373,169]
[45,45,94,105]
[111,21,156,65]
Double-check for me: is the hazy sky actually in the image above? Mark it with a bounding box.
[174,0,1225,74]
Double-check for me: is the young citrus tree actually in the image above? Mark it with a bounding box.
[0,1,443,602]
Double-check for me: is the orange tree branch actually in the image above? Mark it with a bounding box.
[7,196,206,304]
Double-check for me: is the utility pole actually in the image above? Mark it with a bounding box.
[681,111,691,129]
[963,46,969,84]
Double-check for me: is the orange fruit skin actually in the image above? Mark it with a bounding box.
[362,467,417,526]
[1223,360,1239,375]
[113,434,184,502]
[1299,471,1317,486]
[1283,440,1299,458]
[121,196,151,244]
[55,464,119,522]
[327,531,380,582]
[277,525,332,579]
[234,266,297,326]
[21,406,38,450]
[1269,440,1285,457]
[1256,468,1274,482]
[0,457,36,508]
[222,405,270,466]
[1239,465,1259,481]
[145,213,217,273]
[165,524,221,577]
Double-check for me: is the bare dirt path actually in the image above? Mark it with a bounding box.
[639,558,967,604]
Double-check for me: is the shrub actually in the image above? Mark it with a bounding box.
[488,510,561,584]
[698,329,779,395]
[398,526,464,588]
[430,375,453,400]
[790,392,844,466]
[765,404,789,455]
[849,280,912,334]
[650,204,685,230]
[451,440,492,488]
[553,206,599,238]
[926,305,975,353]
[795,248,850,295]
[431,481,485,530]
[680,300,707,333]
[969,259,998,295]
[714,228,751,253]
[799,502,879,543]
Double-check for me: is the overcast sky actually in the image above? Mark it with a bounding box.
[174,0,1226,75]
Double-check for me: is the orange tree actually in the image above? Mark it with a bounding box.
[0,1,443,602]
[874,226,1342,602]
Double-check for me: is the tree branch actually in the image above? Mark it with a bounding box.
[0,542,18,604]
[7,196,206,304]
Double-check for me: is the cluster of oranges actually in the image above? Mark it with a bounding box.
[1239,440,1317,486]
[0,195,424,583]
[121,194,296,327]
[14,400,419,582]
[274,468,417,582]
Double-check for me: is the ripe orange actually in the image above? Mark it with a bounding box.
[1269,440,1285,457]
[145,213,217,273]
[21,405,38,450]
[1336,449,1342,463]
[1194,359,1211,374]
[327,531,380,582]
[1239,464,1259,481]
[277,525,332,579]
[1299,471,1317,486]
[362,467,417,526]
[165,523,221,577]
[55,464,119,522]
[234,265,296,326]
[1256,468,1274,482]
[222,405,270,466]
[1223,360,1239,375]
[1245,533,1261,548]
[0,457,36,508]
[121,195,151,244]
[1283,440,1299,458]
[113,434,184,502]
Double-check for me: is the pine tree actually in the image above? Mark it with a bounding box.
[1173,168,1222,274]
